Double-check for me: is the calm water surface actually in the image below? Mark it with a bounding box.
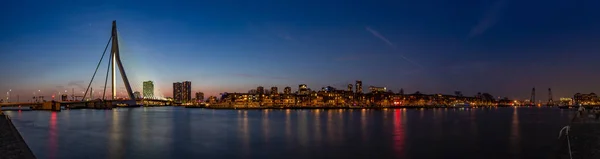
[5,107,571,159]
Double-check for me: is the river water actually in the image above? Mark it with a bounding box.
[4,107,571,159]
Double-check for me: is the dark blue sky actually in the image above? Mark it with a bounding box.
[1,0,600,100]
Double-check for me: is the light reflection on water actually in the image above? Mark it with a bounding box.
[4,107,570,159]
[510,107,521,156]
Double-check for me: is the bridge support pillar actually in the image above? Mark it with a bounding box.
[41,101,61,111]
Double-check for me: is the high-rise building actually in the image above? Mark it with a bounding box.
[347,84,353,92]
[173,82,182,102]
[355,80,363,94]
[271,87,278,94]
[182,81,192,102]
[257,86,264,94]
[143,81,154,99]
[173,81,192,102]
[195,92,204,102]
[284,87,292,94]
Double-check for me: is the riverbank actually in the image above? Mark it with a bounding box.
[188,105,547,109]
[558,112,600,159]
[0,114,36,159]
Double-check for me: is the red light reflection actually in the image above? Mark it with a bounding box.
[393,109,406,157]
[49,112,58,159]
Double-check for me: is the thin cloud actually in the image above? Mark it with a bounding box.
[277,32,293,41]
[468,0,509,38]
[365,27,422,68]
[366,27,396,49]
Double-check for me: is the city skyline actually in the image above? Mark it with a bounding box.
[2,0,600,101]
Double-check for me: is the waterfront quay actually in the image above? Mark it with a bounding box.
[558,112,600,159]
[190,88,525,109]
[197,104,501,110]
[0,113,36,159]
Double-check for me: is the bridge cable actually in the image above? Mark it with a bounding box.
[82,36,112,101]
[102,40,114,100]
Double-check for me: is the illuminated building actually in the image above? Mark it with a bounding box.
[348,84,353,92]
[173,82,182,102]
[574,93,599,105]
[355,80,362,94]
[560,97,573,106]
[299,84,309,95]
[182,81,192,103]
[271,87,278,94]
[369,86,386,93]
[143,81,154,99]
[208,96,217,104]
[284,87,291,94]
[195,92,204,102]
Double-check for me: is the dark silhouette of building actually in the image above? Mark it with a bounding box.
[355,80,363,94]
[257,86,265,94]
[195,92,204,102]
[348,84,353,92]
[271,87,278,94]
[284,87,292,94]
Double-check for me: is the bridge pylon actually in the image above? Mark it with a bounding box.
[82,21,135,103]
[110,20,135,100]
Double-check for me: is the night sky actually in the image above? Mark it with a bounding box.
[1,0,600,101]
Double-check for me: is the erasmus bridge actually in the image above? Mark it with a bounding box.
[0,21,172,111]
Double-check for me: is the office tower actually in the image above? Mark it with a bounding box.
[348,84,353,92]
[182,81,192,102]
[173,82,182,102]
[143,81,154,99]
[355,80,363,94]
